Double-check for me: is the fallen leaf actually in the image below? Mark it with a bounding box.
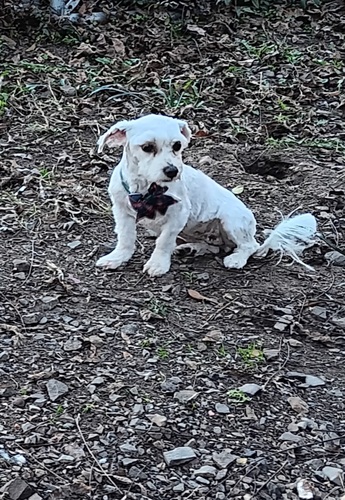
[187,24,206,36]
[232,185,244,194]
[112,38,126,57]
[187,289,217,303]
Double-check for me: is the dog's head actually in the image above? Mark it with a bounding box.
[97,114,191,184]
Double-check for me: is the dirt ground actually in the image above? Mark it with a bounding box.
[1,1,345,499]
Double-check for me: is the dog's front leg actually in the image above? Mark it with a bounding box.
[96,204,136,270]
[143,211,188,277]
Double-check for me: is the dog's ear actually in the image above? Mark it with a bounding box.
[177,120,192,144]
[97,120,130,153]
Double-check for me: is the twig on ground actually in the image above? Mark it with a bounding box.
[75,414,121,492]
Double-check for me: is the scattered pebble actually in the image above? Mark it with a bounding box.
[238,384,262,396]
[296,478,314,499]
[212,449,238,468]
[163,447,196,466]
[285,372,325,387]
[279,432,303,443]
[12,259,30,273]
[288,396,309,413]
[215,403,230,414]
[147,414,167,427]
[6,478,34,500]
[67,240,82,249]
[22,313,42,326]
[274,314,293,331]
[46,379,69,402]
[63,337,82,352]
[322,466,343,485]
[0,351,10,362]
[310,306,327,319]
[263,348,280,360]
[91,376,105,385]
[12,397,26,408]
[324,251,345,266]
[119,443,137,456]
[194,465,217,478]
[174,389,199,403]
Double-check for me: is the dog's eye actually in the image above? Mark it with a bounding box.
[142,144,155,154]
[173,141,181,152]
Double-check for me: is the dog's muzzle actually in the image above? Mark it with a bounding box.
[163,165,179,179]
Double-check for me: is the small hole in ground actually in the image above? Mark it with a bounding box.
[243,158,292,180]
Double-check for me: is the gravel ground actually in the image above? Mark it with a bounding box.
[1,1,345,499]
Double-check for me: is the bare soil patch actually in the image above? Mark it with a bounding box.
[1,2,345,499]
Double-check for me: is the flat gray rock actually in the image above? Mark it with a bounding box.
[212,449,238,468]
[46,379,69,402]
[194,465,217,478]
[322,466,343,485]
[173,483,185,493]
[174,389,199,403]
[163,446,196,466]
[120,443,137,455]
[63,337,82,352]
[279,432,302,443]
[325,250,345,266]
[285,372,325,387]
[215,403,230,414]
[305,375,325,387]
[6,478,34,500]
[238,383,262,396]
[310,306,327,319]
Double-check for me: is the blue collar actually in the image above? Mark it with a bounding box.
[120,168,130,194]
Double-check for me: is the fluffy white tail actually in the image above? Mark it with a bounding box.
[256,213,318,271]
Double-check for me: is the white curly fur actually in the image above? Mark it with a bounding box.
[96,114,317,276]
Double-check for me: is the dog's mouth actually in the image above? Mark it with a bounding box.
[164,173,181,182]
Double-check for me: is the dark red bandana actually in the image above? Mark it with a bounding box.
[129,183,178,221]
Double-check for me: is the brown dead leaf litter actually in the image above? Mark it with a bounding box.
[1,1,345,499]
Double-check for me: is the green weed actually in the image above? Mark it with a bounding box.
[284,49,302,64]
[82,403,95,413]
[0,92,9,115]
[182,271,195,283]
[241,40,276,59]
[237,343,264,366]
[266,136,345,152]
[155,79,204,109]
[218,345,228,357]
[227,389,250,403]
[148,298,168,317]
[55,404,64,417]
[157,346,169,360]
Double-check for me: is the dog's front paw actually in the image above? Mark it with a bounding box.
[143,255,171,277]
[96,251,129,270]
[223,253,247,270]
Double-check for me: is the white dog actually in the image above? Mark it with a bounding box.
[96,114,317,277]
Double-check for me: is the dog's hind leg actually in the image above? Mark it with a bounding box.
[175,242,220,256]
[221,214,260,269]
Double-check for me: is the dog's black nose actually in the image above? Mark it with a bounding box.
[163,165,179,179]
